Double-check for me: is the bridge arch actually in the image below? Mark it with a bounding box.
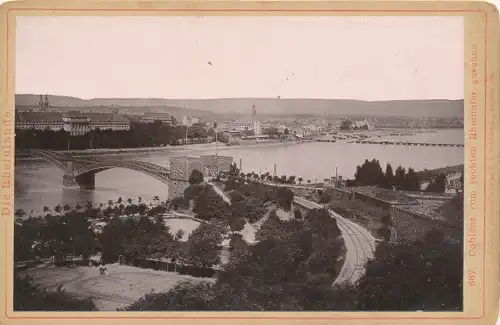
[73,160,170,184]
[16,150,67,170]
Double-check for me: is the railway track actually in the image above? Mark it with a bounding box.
[293,196,376,286]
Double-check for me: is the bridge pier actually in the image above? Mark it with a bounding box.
[63,172,96,190]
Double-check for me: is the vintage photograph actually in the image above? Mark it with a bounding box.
[13,15,465,311]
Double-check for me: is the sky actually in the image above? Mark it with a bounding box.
[15,15,464,101]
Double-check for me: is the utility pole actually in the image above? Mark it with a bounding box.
[215,125,219,175]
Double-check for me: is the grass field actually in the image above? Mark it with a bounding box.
[20,264,213,311]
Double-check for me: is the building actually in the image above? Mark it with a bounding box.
[168,155,233,199]
[340,118,373,131]
[62,111,91,136]
[15,112,64,131]
[182,116,200,126]
[87,113,131,131]
[420,171,463,194]
[16,110,130,136]
[140,112,175,126]
[277,125,288,134]
[216,119,261,135]
[444,172,463,194]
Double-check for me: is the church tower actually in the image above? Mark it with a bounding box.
[38,95,44,110]
[43,94,49,110]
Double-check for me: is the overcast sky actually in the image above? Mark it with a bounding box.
[15,16,464,101]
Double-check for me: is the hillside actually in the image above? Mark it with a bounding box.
[16,94,464,118]
[15,95,215,119]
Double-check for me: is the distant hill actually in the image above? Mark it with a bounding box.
[16,94,464,118]
[14,94,215,119]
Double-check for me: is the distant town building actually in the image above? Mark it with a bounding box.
[15,111,131,136]
[419,171,463,195]
[216,119,262,135]
[182,116,200,126]
[141,112,175,126]
[86,112,131,131]
[444,172,463,194]
[62,111,91,136]
[340,118,373,131]
[15,112,64,131]
[277,125,287,134]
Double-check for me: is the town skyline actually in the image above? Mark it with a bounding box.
[16,16,463,101]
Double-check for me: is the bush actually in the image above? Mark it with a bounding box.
[229,218,246,232]
[189,169,204,185]
[319,191,332,204]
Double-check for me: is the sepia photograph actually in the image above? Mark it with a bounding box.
[12,14,467,312]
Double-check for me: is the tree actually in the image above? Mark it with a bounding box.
[298,177,303,184]
[185,223,224,267]
[15,209,26,220]
[394,166,407,190]
[405,168,421,191]
[54,205,62,214]
[354,159,384,186]
[189,169,204,185]
[426,174,446,193]
[377,225,391,242]
[229,217,246,232]
[193,187,229,221]
[383,163,394,189]
[356,240,463,311]
[174,229,185,241]
[119,281,219,311]
[277,187,294,211]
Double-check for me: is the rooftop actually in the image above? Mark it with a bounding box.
[16,112,63,122]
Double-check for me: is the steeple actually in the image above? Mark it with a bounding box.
[44,94,49,109]
[38,95,44,109]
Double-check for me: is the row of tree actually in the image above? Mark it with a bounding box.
[353,159,421,191]
[352,159,457,194]
[224,163,310,185]
[15,121,224,150]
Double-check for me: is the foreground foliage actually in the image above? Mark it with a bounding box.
[14,275,97,311]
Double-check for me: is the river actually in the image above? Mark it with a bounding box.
[15,129,464,215]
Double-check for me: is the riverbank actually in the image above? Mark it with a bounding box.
[16,139,306,159]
